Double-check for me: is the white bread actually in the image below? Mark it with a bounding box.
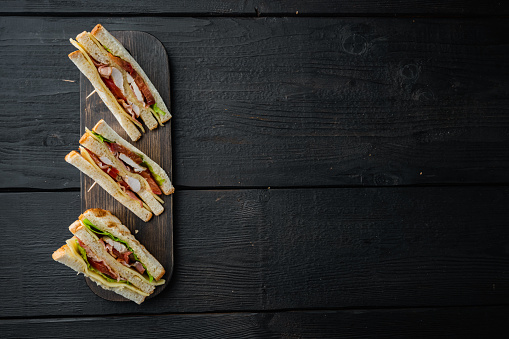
[76,31,110,64]
[52,242,146,304]
[91,24,171,123]
[68,50,142,141]
[80,208,166,280]
[69,220,155,294]
[93,119,174,195]
[79,133,164,215]
[76,32,158,130]
[65,150,153,222]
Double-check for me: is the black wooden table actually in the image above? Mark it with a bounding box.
[1,2,509,337]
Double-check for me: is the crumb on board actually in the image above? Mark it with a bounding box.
[87,182,97,192]
[86,89,97,99]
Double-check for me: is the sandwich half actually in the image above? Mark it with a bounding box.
[69,24,171,141]
[52,208,165,304]
[65,120,173,222]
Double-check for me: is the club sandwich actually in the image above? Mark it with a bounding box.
[65,119,174,222]
[69,24,171,141]
[52,208,166,304]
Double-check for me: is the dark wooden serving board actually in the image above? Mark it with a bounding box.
[79,30,173,302]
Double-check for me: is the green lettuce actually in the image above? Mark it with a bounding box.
[75,239,130,284]
[90,130,114,144]
[82,219,154,282]
[141,161,165,186]
[150,103,166,116]
[133,153,165,186]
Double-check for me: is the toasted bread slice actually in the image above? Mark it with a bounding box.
[65,150,152,222]
[52,240,147,304]
[68,50,142,141]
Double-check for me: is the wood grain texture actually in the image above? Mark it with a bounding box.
[1,306,508,338]
[2,0,508,15]
[1,188,508,317]
[1,17,509,189]
[80,30,173,301]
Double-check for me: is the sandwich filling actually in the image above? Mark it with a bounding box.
[91,57,142,124]
[88,130,165,196]
[66,238,150,296]
[81,218,164,285]
[76,238,127,283]
[69,39,145,132]
[83,147,145,206]
[87,33,166,124]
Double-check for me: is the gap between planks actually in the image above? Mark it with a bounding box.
[2,182,509,194]
[1,303,508,322]
[1,12,508,19]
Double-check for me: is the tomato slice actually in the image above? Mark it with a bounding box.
[109,142,143,164]
[140,170,162,195]
[132,72,156,105]
[88,258,111,275]
[109,53,134,74]
[106,167,120,181]
[102,76,125,100]
[108,53,155,105]
[77,238,118,280]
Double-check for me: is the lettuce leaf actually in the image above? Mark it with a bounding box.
[82,219,155,282]
[150,103,166,116]
[141,161,165,186]
[89,130,114,144]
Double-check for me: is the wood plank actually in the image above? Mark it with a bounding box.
[1,306,508,338]
[2,0,508,16]
[80,30,173,301]
[3,17,509,190]
[1,187,508,317]
[1,17,509,189]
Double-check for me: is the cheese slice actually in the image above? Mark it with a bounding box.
[65,238,150,296]
[151,192,164,204]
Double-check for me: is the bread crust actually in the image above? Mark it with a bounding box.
[68,220,82,234]
[65,150,152,222]
[52,244,73,262]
